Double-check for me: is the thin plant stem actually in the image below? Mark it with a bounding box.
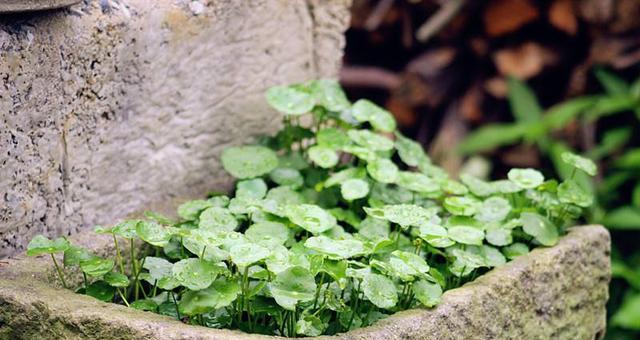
[180,237,185,258]
[117,288,130,307]
[113,234,125,274]
[320,279,331,306]
[394,224,401,249]
[313,272,326,309]
[50,254,68,289]
[82,272,88,290]
[136,257,148,299]
[130,239,139,300]
[242,266,252,332]
[347,279,362,331]
[171,292,181,320]
[278,311,285,335]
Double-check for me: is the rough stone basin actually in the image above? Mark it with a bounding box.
[0,0,80,12]
[0,225,610,340]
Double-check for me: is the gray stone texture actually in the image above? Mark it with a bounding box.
[0,0,80,13]
[0,0,352,257]
[0,225,610,339]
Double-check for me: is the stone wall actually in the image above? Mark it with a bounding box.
[0,0,352,257]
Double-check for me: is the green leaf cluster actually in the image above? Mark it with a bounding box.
[460,69,640,337]
[28,79,594,337]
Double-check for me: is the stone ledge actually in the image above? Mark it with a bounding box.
[0,225,610,339]
[0,0,80,13]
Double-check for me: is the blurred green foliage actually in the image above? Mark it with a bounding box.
[460,69,640,339]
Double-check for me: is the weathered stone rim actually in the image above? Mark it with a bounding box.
[0,0,80,13]
[0,225,610,339]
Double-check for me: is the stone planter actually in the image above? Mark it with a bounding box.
[0,225,610,340]
[0,0,80,12]
[0,0,351,258]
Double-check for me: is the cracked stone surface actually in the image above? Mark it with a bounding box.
[0,0,352,257]
[0,225,610,339]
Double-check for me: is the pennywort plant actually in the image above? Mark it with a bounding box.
[28,79,596,337]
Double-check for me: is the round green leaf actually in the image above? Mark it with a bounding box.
[317,127,351,150]
[342,145,377,162]
[245,221,290,247]
[308,145,339,168]
[177,200,213,220]
[394,132,427,167]
[136,221,171,247]
[364,204,436,227]
[130,299,158,312]
[502,242,529,259]
[361,273,397,309]
[236,178,268,199]
[265,246,310,275]
[63,246,92,267]
[26,235,70,256]
[296,314,326,337]
[557,179,593,208]
[270,168,304,188]
[324,167,366,188]
[112,220,141,239]
[179,278,241,315]
[172,258,221,290]
[507,168,544,189]
[561,152,597,176]
[460,174,495,197]
[80,257,115,277]
[85,281,115,302]
[310,79,350,112]
[266,186,304,206]
[182,229,229,262]
[198,207,238,231]
[520,212,558,246]
[443,196,480,216]
[351,99,397,132]
[104,272,130,288]
[441,180,469,195]
[269,266,317,310]
[227,197,263,215]
[358,216,390,241]
[396,172,439,194]
[475,197,511,222]
[491,179,522,194]
[221,146,278,179]
[340,178,370,201]
[347,129,394,151]
[448,247,485,277]
[93,226,114,235]
[418,223,454,248]
[304,236,366,259]
[143,256,174,281]
[485,226,513,246]
[413,279,442,307]
[366,158,399,183]
[447,226,484,245]
[229,243,270,267]
[266,85,315,115]
[389,250,430,280]
[476,245,506,267]
[285,204,337,234]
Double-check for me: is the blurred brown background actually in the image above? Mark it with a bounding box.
[340,0,640,177]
